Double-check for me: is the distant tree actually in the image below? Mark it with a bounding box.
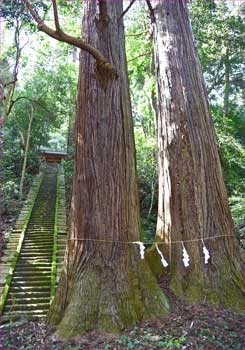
[0,20,22,125]
[151,0,243,312]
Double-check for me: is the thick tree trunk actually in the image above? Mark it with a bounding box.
[48,0,170,337]
[151,0,243,312]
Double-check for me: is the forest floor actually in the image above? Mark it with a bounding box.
[1,276,243,350]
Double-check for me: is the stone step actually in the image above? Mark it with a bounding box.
[4,240,21,246]
[12,275,51,281]
[25,230,54,234]
[9,286,51,293]
[19,255,52,260]
[24,234,53,238]
[14,269,51,275]
[15,261,51,266]
[17,258,52,264]
[2,249,18,255]
[23,238,53,242]
[5,296,50,305]
[23,239,53,243]
[27,228,53,231]
[1,256,15,263]
[21,244,53,249]
[24,235,53,239]
[21,248,53,253]
[6,235,21,241]
[27,222,54,225]
[5,244,19,250]
[1,310,48,323]
[4,302,50,312]
[15,267,51,273]
[27,227,54,230]
[20,253,53,259]
[27,224,54,228]
[11,280,51,286]
[8,291,51,299]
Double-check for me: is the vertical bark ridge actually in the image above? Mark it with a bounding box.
[48,0,170,336]
[153,0,243,312]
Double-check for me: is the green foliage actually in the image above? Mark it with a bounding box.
[117,331,186,349]
[229,196,244,243]
[1,17,78,217]
[134,129,158,240]
[190,2,244,244]
[190,0,244,99]
[210,106,244,240]
[126,5,155,136]
[118,335,140,348]
[1,0,48,29]
[141,214,157,244]
[125,6,158,240]
[135,129,157,208]
[212,107,243,194]
[63,158,74,206]
[1,124,25,216]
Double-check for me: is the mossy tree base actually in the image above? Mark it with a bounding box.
[48,247,170,338]
[170,254,244,313]
[146,244,244,314]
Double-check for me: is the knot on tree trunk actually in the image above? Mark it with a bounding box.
[96,61,118,89]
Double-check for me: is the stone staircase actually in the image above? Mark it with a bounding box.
[0,164,67,323]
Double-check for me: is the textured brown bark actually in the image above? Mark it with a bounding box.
[48,0,170,337]
[152,0,243,312]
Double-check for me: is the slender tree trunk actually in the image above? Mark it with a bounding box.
[223,47,230,117]
[151,0,243,312]
[48,0,170,337]
[19,106,33,199]
[1,21,22,122]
